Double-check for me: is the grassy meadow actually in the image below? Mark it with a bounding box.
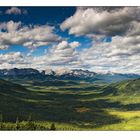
[0,78,140,130]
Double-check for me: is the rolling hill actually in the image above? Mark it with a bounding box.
[0,79,26,92]
[0,79,34,122]
[0,77,140,130]
[111,78,140,95]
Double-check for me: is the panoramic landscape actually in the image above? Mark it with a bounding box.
[0,7,140,130]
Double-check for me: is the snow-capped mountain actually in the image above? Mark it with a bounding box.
[0,68,139,83]
[0,68,40,76]
[44,69,97,80]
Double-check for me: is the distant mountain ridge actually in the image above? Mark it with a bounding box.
[0,68,139,83]
[0,68,40,76]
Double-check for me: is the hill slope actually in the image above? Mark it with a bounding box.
[0,79,26,92]
[0,79,34,122]
[112,78,140,95]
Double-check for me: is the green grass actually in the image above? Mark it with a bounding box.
[0,78,140,130]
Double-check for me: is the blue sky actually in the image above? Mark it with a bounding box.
[0,7,140,74]
[0,7,92,56]
[0,7,75,55]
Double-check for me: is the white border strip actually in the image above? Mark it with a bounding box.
[1,131,140,140]
[0,0,140,6]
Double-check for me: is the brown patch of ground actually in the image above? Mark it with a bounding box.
[75,107,91,113]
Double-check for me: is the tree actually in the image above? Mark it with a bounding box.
[26,114,36,130]
[15,117,20,130]
[27,114,32,122]
[0,114,3,122]
[50,123,56,130]
[0,114,3,130]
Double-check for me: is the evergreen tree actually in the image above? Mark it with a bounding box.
[15,117,20,130]
[0,114,3,130]
[50,123,56,130]
[26,114,36,130]
[27,114,32,122]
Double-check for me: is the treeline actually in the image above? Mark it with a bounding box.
[0,114,56,130]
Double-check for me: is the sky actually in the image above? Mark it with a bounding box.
[0,7,140,74]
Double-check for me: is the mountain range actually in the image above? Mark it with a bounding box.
[0,68,139,83]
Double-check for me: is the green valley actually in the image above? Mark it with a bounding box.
[0,78,140,130]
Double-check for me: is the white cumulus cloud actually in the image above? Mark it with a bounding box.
[61,7,140,37]
[5,7,27,15]
[0,21,61,50]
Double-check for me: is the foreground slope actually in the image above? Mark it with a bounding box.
[0,79,35,121]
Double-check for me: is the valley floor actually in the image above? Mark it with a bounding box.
[0,79,140,130]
